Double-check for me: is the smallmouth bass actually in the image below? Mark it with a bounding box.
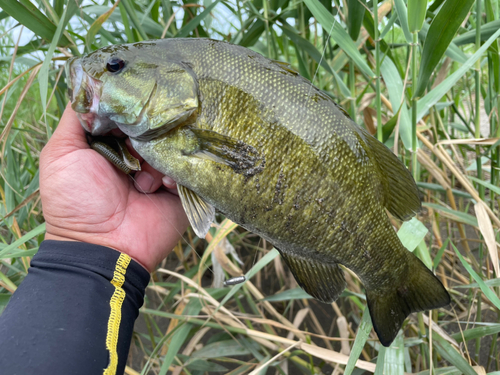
[66,38,450,346]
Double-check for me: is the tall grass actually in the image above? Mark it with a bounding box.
[0,0,499,374]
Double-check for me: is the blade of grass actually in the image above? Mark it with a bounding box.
[120,0,148,40]
[176,0,221,38]
[0,222,45,259]
[393,0,412,43]
[407,0,428,33]
[384,333,405,375]
[423,203,478,227]
[380,57,412,149]
[0,0,71,46]
[344,308,372,375]
[302,0,375,78]
[86,0,121,52]
[281,23,350,97]
[415,0,475,97]
[347,0,364,41]
[38,5,69,138]
[432,331,478,375]
[417,27,500,122]
[452,242,500,310]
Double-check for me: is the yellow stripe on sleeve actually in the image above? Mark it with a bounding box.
[103,253,131,375]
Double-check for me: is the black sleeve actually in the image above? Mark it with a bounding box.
[0,240,150,375]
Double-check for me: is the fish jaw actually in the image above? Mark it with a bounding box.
[66,58,116,135]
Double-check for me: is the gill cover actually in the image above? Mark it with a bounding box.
[99,55,199,139]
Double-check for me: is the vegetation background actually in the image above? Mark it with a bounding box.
[0,0,499,374]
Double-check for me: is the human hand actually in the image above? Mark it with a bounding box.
[40,104,189,272]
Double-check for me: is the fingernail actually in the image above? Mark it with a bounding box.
[162,175,176,189]
[135,171,154,193]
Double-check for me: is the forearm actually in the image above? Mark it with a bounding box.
[0,240,150,375]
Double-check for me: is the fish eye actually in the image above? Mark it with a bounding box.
[106,57,125,73]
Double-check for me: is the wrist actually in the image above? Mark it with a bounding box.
[44,232,151,272]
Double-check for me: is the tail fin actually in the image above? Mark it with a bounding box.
[366,255,450,347]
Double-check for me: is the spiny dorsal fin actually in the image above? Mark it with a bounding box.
[278,250,346,303]
[359,127,421,221]
[177,185,215,239]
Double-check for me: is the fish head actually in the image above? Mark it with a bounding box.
[66,43,199,138]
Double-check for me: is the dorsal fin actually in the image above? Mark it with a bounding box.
[359,128,421,221]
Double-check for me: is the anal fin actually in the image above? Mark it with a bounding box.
[278,250,346,303]
[177,185,215,239]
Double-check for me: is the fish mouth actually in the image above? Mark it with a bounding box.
[66,58,115,135]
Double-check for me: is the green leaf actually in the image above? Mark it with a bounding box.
[263,287,312,301]
[433,237,450,269]
[176,0,222,38]
[407,0,428,33]
[159,323,192,375]
[0,223,46,259]
[432,330,478,375]
[0,294,11,307]
[39,5,69,138]
[120,0,148,40]
[415,0,475,98]
[417,182,472,199]
[468,176,500,195]
[454,278,500,289]
[397,217,429,252]
[0,0,71,46]
[374,346,386,375]
[380,57,412,149]
[344,308,372,375]
[384,333,405,375]
[453,20,500,46]
[281,23,350,97]
[86,1,121,52]
[417,27,500,122]
[182,357,227,372]
[452,242,500,310]
[192,340,251,358]
[393,0,413,43]
[415,239,433,270]
[423,203,478,227]
[382,107,400,143]
[451,323,500,343]
[158,298,205,375]
[302,0,375,78]
[417,22,468,64]
[347,0,365,41]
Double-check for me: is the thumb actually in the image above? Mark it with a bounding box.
[44,103,89,159]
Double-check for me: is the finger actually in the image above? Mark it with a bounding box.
[133,161,164,193]
[162,175,177,190]
[45,103,89,157]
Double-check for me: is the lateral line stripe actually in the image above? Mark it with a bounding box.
[103,253,131,375]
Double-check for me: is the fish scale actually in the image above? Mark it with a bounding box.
[67,38,450,346]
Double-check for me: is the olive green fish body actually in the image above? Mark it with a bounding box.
[67,39,450,346]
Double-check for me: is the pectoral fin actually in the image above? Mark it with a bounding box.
[177,185,215,238]
[190,128,265,177]
[278,250,347,303]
